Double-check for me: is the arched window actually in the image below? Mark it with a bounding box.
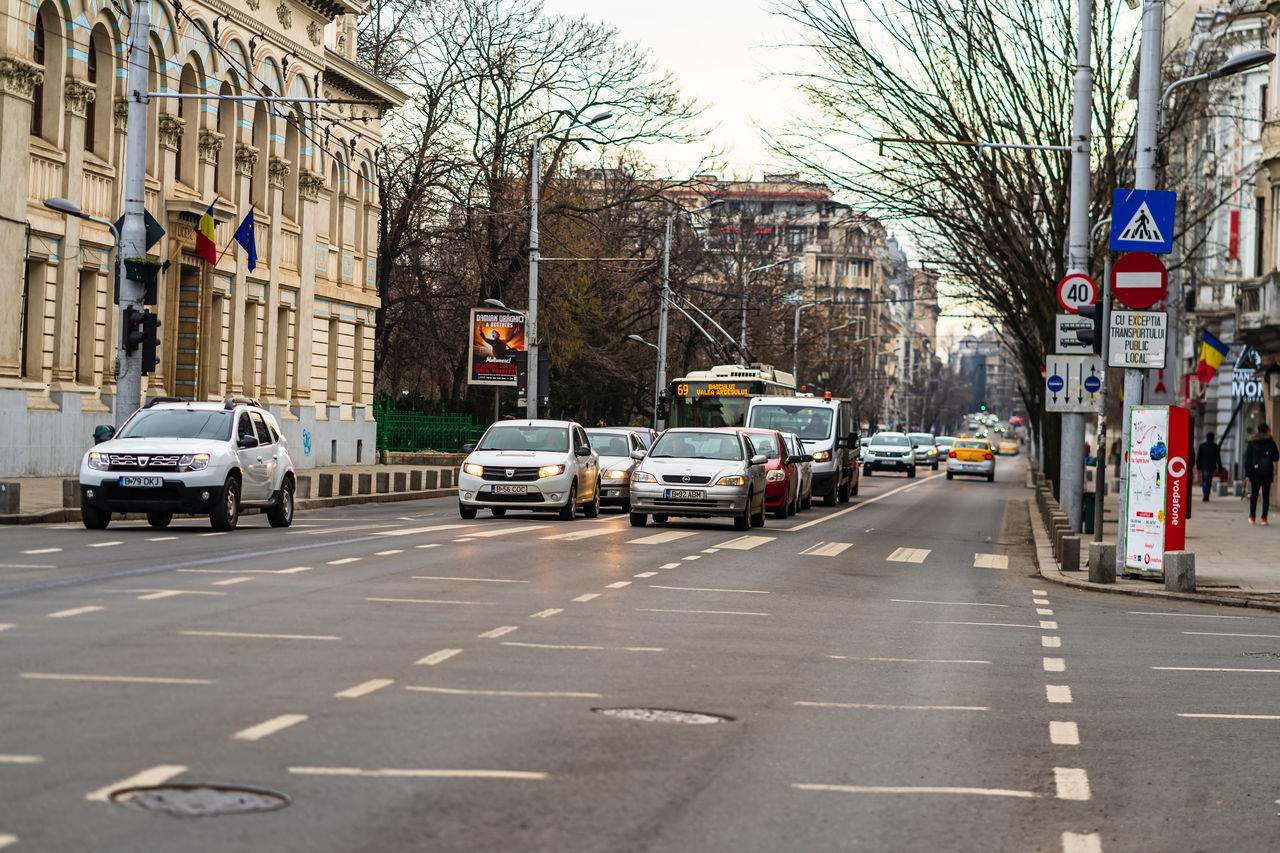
[327,158,341,245]
[251,101,269,208]
[85,37,98,152]
[354,164,366,256]
[215,80,235,194]
[176,64,199,185]
[31,16,44,137]
[283,115,300,220]
[146,47,160,176]
[31,6,63,142]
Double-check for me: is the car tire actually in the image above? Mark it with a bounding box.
[907,466,916,479]
[81,500,111,530]
[932,461,939,471]
[267,479,294,528]
[558,483,577,521]
[653,514,669,524]
[146,510,173,529]
[583,480,601,518]
[210,476,240,531]
[459,502,477,520]
[802,492,811,511]
[946,471,954,480]
[734,495,751,531]
[837,479,850,503]
[772,500,787,520]
[824,487,837,506]
[491,508,506,518]
[987,471,995,482]
[850,474,859,496]
[863,465,873,478]
[620,499,631,514]
[751,494,766,528]
[630,512,648,527]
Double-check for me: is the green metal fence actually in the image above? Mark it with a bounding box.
[373,405,487,453]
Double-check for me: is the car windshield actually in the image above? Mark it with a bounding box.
[872,433,910,447]
[117,409,232,440]
[476,426,569,452]
[587,432,630,457]
[747,405,834,441]
[650,431,743,461]
[746,433,779,458]
[909,433,935,445]
[956,439,988,450]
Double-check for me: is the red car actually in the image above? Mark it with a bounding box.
[732,428,801,519]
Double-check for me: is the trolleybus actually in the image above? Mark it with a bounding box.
[666,363,797,428]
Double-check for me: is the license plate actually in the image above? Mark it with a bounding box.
[492,484,527,495]
[665,489,705,500]
[119,476,163,487]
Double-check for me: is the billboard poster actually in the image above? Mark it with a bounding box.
[467,308,525,386]
[1123,405,1189,575]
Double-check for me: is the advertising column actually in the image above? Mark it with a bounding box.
[1123,405,1189,577]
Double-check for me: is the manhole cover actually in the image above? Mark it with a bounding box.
[111,784,289,816]
[592,707,733,724]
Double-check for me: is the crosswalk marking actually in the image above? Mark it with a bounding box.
[974,553,1008,569]
[629,531,698,545]
[715,535,774,551]
[887,547,930,563]
[801,542,852,558]
[542,527,623,541]
[458,525,551,539]
[373,524,474,537]
[1054,767,1091,801]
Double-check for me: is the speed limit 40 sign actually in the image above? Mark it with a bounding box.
[1057,272,1098,314]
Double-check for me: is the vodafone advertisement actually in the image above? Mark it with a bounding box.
[1123,406,1189,575]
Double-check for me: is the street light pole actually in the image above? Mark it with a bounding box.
[656,200,721,430]
[792,297,832,384]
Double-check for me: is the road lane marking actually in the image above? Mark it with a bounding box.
[529,608,563,619]
[786,474,942,531]
[1062,832,1102,853]
[1050,721,1080,745]
[1047,685,1074,703]
[572,593,600,602]
[0,835,15,849]
[373,524,474,537]
[637,608,768,617]
[1043,658,1066,672]
[973,553,1008,569]
[606,581,631,589]
[0,625,12,632]
[288,766,547,781]
[131,590,226,600]
[1152,666,1280,673]
[87,541,122,548]
[1034,598,1051,605]
[375,549,404,556]
[1054,767,1091,800]
[791,783,1036,798]
[1033,588,1048,595]
[542,528,621,541]
[334,679,395,699]
[179,630,341,641]
[1043,636,1062,648]
[23,673,212,685]
[86,765,187,802]
[478,626,518,639]
[406,686,601,698]
[651,585,770,594]
[801,542,853,557]
[327,557,361,565]
[634,572,658,578]
[891,599,1006,608]
[716,535,774,550]
[0,755,42,763]
[0,564,55,569]
[212,577,255,586]
[1183,631,1280,639]
[887,548,930,563]
[1040,621,1059,630]
[199,532,230,537]
[460,525,551,539]
[682,555,701,561]
[1037,609,1055,616]
[502,642,664,652]
[827,656,991,665]
[913,621,1040,629]
[629,531,698,544]
[232,714,309,741]
[366,598,492,606]
[702,548,720,554]
[1177,713,1280,720]
[795,701,987,711]
[659,563,680,569]
[22,548,60,555]
[276,566,314,574]
[412,576,528,583]
[415,544,443,550]
[1128,611,1250,619]
[416,649,463,666]
[48,606,103,618]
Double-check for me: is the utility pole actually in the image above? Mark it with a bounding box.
[115,0,151,428]
[527,140,542,420]
[655,215,672,431]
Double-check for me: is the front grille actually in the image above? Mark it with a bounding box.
[106,454,183,471]
[476,492,546,503]
[653,497,730,508]
[480,466,540,482]
[660,475,712,485]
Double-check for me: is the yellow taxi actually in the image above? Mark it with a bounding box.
[947,436,995,482]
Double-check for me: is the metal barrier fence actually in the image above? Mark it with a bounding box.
[373,407,487,452]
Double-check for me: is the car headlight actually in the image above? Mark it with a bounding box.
[179,453,210,472]
[538,464,565,478]
[716,475,746,486]
[87,451,105,470]
[631,470,657,483]
[463,462,484,477]
[766,470,785,482]
[604,468,630,480]
[927,449,937,456]
[811,450,830,462]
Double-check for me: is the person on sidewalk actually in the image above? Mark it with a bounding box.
[1244,423,1279,524]
[1196,431,1221,503]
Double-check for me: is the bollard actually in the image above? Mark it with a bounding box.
[1060,535,1081,571]
[393,472,407,492]
[338,473,354,496]
[376,472,389,494]
[1217,482,1229,497]
[318,473,334,498]
[62,478,79,508]
[441,469,454,488]
[409,470,423,491]
[1088,541,1116,583]
[1164,551,1196,592]
[1053,523,1070,558]
[0,482,19,513]
[296,475,312,499]
[357,473,372,495]
[1235,481,1245,497]
[423,470,439,490]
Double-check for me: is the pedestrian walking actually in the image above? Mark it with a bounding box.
[1196,431,1221,503]
[1244,423,1280,525]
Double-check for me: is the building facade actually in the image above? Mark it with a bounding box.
[0,0,403,475]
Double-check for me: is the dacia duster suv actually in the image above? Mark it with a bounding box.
[79,397,296,531]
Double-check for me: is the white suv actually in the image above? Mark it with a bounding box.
[457,419,600,520]
[79,397,296,531]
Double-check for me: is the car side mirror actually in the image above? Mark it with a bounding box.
[834,437,847,448]
[461,443,475,453]
[750,454,768,466]
[786,455,803,465]
[93,425,115,444]
[630,449,647,460]
[575,446,592,457]
[801,454,813,463]
[238,434,259,449]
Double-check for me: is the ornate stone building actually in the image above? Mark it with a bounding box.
[0,0,404,475]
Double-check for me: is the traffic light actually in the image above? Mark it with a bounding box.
[1076,302,1103,355]
[122,307,145,353]
[656,388,671,421]
[141,310,161,374]
[979,403,986,411]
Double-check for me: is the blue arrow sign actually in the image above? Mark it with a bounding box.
[1111,189,1176,254]
[1047,375,1065,393]
[1084,375,1101,394]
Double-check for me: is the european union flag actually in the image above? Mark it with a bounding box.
[233,209,257,272]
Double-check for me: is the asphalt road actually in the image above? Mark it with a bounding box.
[2,459,1278,852]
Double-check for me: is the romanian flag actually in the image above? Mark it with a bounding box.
[1195,330,1230,383]
[195,200,217,265]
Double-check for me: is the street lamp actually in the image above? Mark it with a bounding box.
[527,109,613,418]
[483,298,523,315]
[1159,48,1275,131]
[792,296,833,385]
[741,258,789,354]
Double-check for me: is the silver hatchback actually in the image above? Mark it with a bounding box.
[628,428,768,530]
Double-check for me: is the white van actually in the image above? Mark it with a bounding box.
[746,396,858,505]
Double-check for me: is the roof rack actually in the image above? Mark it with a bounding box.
[223,396,262,410]
[143,396,188,408]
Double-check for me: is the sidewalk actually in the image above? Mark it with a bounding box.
[0,463,461,525]
[1032,470,1280,612]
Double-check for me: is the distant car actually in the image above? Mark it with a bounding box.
[862,431,917,477]
[731,427,801,519]
[628,428,768,530]
[908,432,941,470]
[458,420,601,520]
[781,431,814,511]
[947,437,995,481]
[587,428,648,512]
[612,425,657,450]
[997,439,1019,456]
[936,435,958,454]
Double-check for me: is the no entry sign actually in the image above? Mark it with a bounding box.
[1057,272,1097,314]
[1111,252,1168,309]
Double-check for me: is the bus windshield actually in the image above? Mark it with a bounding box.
[668,395,749,428]
[747,404,834,441]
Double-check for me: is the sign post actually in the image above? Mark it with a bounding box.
[1057,273,1098,314]
[1122,405,1188,577]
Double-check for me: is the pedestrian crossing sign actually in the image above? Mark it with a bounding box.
[1110,189,1175,254]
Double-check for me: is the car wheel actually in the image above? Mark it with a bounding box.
[837,479,850,503]
[653,514,669,524]
[267,479,294,528]
[620,499,631,514]
[932,461,939,470]
[801,492,811,511]
[630,511,648,527]
[583,480,601,518]
[850,474,859,496]
[459,502,478,520]
[210,475,240,531]
[863,465,873,478]
[907,466,917,479]
[946,471,954,480]
[751,493,766,527]
[558,482,577,521]
[146,510,173,529]
[734,494,751,530]
[772,499,787,520]
[824,487,837,507]
[81,499,111,530]
[491,508,506,518]
[987,471,995,482]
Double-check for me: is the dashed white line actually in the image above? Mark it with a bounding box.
[1034,598,1051,605]
[682,555,701,561]
[659,563,681,569]
[416,649,463,666]
[1050,721,1080,745]
[415,543,443,550]
[0,625,13,633]
[366,598,492,606]
[634,571,658,578]
[86,765,186,802]
[1152,666,1280,674]
[795,701,987,712]
[1037,608,1055,616]
[572,593,600,603]
[891,599,1006,608]
[887,547,930,563]
[0,755,42,764]
[1046,685,1074,704]
[133,590,226,600]
[1032,589,1048,595]
[405,685,601,698]
[605,581,631,589]
[276,566,314,574]
[48,606,103,619]
[651,585,770,594]
[232,714,309,741]
[791,783,1036,799]
[1040,621,1059,630]
[637,608,769,617]
[701,548,720,554]
[23,673,212,685]
[375,549,404,556]
[328,557,361,565]
[334,679,395,699]
[373,524,474,537]
[1128,611,1250,620]
[1177,713,1280,720]
[827,656,991,665]
[716,535,774,551]
[529,608,563,619]
[541,528,621,541]
[478,626,518,639]
[461,525,552,539]
[913,621,1040,629]
[87,541,122,548]
[199,532,229,537]
[629,531,697,545]
[0,834,16,849]
[413,576,527,584]
[288,766,547,781]
[801,542,854,558]
[502,641,664,652]
[1062,832,1102,853]
[1042,636,1062,648]
[146,536,178,542]
[212,576,255,586]
[973,553,1008,569]
[1054,767,1092,801]
[22,548,60,555]
[179,630,341,641]
[1043,658,1066,672]
[1183,631,1280,639]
